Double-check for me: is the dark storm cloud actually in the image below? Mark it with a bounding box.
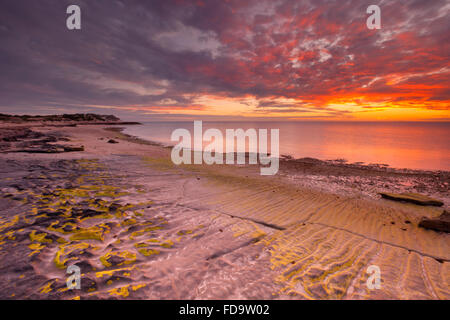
[0,0,448,117]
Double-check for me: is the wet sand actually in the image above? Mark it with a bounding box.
[0,123,448,299]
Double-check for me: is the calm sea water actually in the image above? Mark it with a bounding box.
[123,122,450,171]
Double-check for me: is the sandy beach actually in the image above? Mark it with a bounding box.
[0,121,448,300]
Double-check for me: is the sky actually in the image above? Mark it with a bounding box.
[0,0,449,121]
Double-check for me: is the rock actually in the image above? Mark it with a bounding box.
[76,261,95,273]
[107,139,119,144]
[63,145,84,152]
[17,147,62,153]
[379,192,443,206]
[1,187,17,194]
[108,203,121,212]
[103,255,125,267]
[11,184,24,191]
[81,277,98,292]
[0,113,120,123]
[0,127,82,154]
[72,208,103,219]
[419,211,450,233]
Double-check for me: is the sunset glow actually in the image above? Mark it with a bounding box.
[0,0,448,121]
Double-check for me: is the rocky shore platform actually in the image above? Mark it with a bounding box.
[0,116,448,300]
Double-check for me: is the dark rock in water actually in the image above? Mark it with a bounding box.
[63,145,84,152]
[109,203,121,212]
[107,139,119,144]
[104,255,125,267]
[46,210,66,217]
[379,192,443,206]
[419,211,450,233]
[72,208,103,219]
[81,277,97,293]
[103,275,132,286]
[15,145,63,153]
[77,261,95,273]
[11,184,25,191]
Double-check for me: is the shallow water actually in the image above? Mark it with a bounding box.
[124,121,450,171]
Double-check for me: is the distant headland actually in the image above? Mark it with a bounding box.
[0,113,140,125]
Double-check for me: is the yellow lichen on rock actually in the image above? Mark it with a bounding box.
[69,226,105,241]
[29,230,53,243]
[100,250,137,267]
[137,248,160,256]
[108,285,129,298]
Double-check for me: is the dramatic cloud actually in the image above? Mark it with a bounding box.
[0,0,448,120]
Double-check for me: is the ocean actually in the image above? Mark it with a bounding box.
[123,121,450,171]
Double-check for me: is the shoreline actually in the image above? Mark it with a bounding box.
[109,126,450,208]
[119,124,450,175]
[1,122,449,207]
[0,120,448,299]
